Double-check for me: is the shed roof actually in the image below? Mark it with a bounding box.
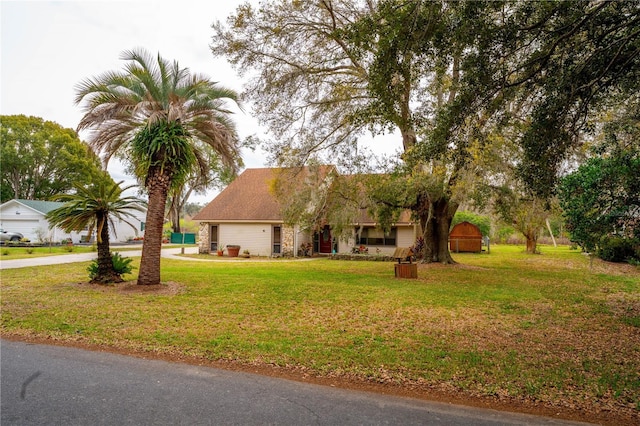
[449,221,482,237]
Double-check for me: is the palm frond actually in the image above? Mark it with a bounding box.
[75,47,243,188]
[47,180,146,240]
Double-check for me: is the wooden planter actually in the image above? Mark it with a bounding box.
[394,263,418,278]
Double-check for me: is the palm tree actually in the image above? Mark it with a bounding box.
[75,48,241,285]
[46,178,146,284]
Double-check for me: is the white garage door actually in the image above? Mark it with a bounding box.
[0,219,40,240]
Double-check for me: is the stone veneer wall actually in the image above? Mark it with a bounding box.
[282,225,295,257]
[198,223,210,254]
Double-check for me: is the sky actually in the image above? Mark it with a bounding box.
[1,0,402,204]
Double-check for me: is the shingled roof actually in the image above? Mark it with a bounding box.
[193,168,282,222]
[14,199,65,214]
[193,166,413,225]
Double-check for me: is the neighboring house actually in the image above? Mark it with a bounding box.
[0,199,146,243]
[193,168,417,257]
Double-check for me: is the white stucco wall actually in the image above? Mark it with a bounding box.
[110,210,147,242]
[220,223,276,257]
[199,222,310,257]
[336,225,416,255]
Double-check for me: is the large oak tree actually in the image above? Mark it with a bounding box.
[213,1,639,262]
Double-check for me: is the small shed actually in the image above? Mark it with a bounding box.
[449,221,482,253]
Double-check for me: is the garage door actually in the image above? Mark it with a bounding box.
[0,219,40,240]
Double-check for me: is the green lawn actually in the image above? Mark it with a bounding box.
[2,245,638,421]
[0,244,98,259]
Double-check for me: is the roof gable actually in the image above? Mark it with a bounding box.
[2,199,65,215]
[194,168,284,222]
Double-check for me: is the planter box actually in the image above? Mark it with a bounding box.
[227,245,240,257]
[394,263,418,279]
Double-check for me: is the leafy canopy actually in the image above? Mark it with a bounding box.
[560,152,640,253]
[75,48,243,186]
[0,115,103,202]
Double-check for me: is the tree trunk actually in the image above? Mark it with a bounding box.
[92,215,122,284]
[169,198,181,234]
[420,197,457,264]
[525,231,538,254]
[138,167,171,285]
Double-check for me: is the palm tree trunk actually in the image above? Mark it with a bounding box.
[137,167,171,285]
[169,197,181,234]
[93,215,122,284]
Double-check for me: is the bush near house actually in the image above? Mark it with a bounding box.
[597,236,640,263]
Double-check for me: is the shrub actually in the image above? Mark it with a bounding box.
[495,225,516,244]
[597,236,639,263]
[111,252,134,275]
[87,252,135,280]
[411,236,425,261]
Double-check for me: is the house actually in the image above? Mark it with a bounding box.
[193,167,417,256]
[0,199,147,243]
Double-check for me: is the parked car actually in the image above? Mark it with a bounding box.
[0,228,24,242]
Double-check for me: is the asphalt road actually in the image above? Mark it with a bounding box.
[1,340,591,426]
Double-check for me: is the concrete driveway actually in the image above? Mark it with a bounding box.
[0,245,200,270]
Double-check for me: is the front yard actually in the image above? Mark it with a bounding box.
[1,245,638,424]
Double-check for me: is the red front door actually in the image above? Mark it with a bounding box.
[319,225,332,253]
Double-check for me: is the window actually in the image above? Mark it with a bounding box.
[273,225,281,254]
[357,227,396,246]
[210,225,219,251]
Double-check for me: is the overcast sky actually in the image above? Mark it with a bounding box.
[0,0,268,203]
[1,0,402,204]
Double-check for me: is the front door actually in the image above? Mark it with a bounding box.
[319,225,332,253]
